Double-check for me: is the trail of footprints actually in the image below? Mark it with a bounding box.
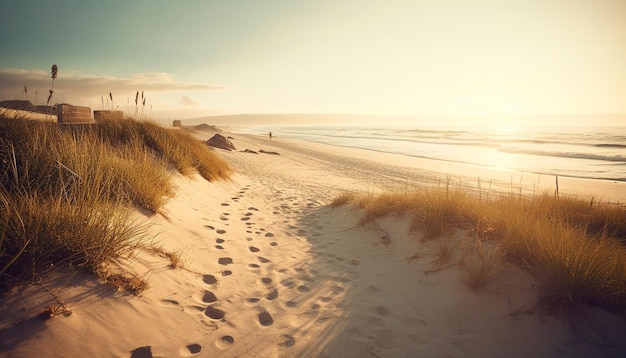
[198,184,300,352]
[146,184,358,356]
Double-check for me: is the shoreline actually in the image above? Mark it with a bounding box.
[213,130,626,204]
[232,124,626,185]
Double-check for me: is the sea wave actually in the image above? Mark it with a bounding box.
[497,147,626,163]
[238,125,626,181]
[595,143,626,149]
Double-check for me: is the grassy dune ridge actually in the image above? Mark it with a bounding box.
[333,185,626,314]
[0,114,231,291]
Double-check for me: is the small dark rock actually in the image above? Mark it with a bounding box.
[206,134,236,151]
[259,150,280,155]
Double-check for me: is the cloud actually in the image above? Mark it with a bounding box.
[0,68,228,106]
[179,95,199,106]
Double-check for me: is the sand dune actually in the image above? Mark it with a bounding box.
[1,130,625,357]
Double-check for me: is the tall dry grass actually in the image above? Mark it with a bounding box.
[95,117,231,182]
[333,183,626,314]
[0,114,231,291]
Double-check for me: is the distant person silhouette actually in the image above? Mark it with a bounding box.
[269,131,272,141]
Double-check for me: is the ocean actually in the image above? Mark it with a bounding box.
[237,125,626,182]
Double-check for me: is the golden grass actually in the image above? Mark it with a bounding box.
[333,184,626,314]
[0,114,231,291]
[95,118,232,182]
[146,245,185,269]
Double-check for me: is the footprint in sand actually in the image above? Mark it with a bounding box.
[284,300,298,308]
[265,289,278,300]
[260,277,272,284]
[280,278,296,288]
[218,257,233,265]
[278,334,296,347]
[258,311,274,326]
[298,275,315,283]
[249,246,260,253]
[215,335,235,350]
[258,256,271,263]
[221,270,232,276]
[215,245,224,250]
[130,346,153,358]
[221,203,229,206]
[330,285,345,295]
[270,242,278,246]
[264,232,274,238]
[297,285,311,293]
[205,306,226,320]
[216,229,226,234]
[204,225,215,230]
[202,291,218,303]
[248,207,259,211]
[241,217,250,221]
[202,275,217,284]
[182,343,202,355]
[216,238,225,244]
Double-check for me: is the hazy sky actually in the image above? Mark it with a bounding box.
[1,0,625,123]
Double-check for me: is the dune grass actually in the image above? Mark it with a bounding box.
[95,118,231,182]
[332,184,626,314]
[0,114,231,291]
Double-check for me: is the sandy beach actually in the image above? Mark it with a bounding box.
[1,129,625,358]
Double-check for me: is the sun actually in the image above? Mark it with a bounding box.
[494,123,519,133]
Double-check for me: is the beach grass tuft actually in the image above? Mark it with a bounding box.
[335,184,626,314]
[0,113,231,291]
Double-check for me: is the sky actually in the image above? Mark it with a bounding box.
[1,0,625,125]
